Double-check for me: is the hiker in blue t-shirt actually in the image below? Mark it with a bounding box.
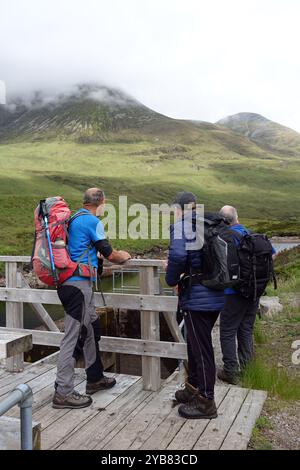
[217,205,276,385]
[53,188,131,410]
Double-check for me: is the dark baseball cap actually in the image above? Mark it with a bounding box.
[172,191,197,209]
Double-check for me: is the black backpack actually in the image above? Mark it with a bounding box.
[233,233,277,301]
[181,213,277,299]
[200,213,241,290]
[183,212,241,291]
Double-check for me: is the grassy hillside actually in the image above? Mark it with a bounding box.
[1,84,221,145]
[267,245,300,296]
[1,139,299,256]
[0,85,299,256]
[218,112,300,158]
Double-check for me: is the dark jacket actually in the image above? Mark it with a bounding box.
[225,223,250,295]
[225,223,276,295]
[165,211,225,312]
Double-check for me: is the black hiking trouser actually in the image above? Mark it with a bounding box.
[220,294,259,376]
[184,310,220,400]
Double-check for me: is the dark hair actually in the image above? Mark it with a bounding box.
[172,191,197,210]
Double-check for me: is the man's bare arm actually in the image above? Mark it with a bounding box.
[107,249,131,264]
[94,240,131,264]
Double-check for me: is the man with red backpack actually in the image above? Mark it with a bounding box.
[52,188,131,409]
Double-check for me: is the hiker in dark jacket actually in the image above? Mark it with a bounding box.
[217,205,276,385]
[165,192,225,419]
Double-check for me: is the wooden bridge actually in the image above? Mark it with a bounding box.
[0,256,267,450]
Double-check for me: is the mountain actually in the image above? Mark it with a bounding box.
[0,83,215,144]
[0,84,161,142]
[1,84,299,159]
[217,112,300,157]
[1,84,300,256]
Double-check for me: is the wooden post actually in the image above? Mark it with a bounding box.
[19,273,60,332]
[5,263,24,371]
[139,266,161,391]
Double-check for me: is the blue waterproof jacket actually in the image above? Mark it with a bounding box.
[165,211,225,312]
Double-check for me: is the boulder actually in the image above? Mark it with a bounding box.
[259,296,283,319]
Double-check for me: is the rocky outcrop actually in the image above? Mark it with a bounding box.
[259,296,283,319]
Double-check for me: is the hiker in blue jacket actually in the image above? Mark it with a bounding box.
[165,192,224,419]
[218,205,276,385]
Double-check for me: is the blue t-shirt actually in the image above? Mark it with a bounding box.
[67,208,106,282]
[225,224,276,295]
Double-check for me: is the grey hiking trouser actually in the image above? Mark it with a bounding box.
[220,293,259,375]
[55,279,104,396]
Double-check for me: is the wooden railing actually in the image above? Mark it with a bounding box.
[0,256,186,391]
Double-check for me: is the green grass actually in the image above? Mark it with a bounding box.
[267,246,300,296]
[248,247,300,448]
[241,357,300,400]
[254,319,268,345]
[0,139,300,256]
[241,319,300,400]
[250,416,273,450]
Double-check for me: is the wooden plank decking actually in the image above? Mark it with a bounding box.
[0,362,267,450]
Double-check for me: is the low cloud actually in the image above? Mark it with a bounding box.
[1,0,300,131]
[0,81,6,105]
[3,83,138,112]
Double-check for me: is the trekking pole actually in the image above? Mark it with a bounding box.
[98,277,107,307]
[40,200,58,287]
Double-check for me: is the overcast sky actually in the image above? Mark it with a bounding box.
[1,0,300,131]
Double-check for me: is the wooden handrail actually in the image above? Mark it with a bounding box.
[0,288,177,311]
[1,257,180,391]
[0,256,166,268]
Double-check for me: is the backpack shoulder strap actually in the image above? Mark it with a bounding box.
[69,211,91,224]
[68,210,96,265]
[228,229,244,241]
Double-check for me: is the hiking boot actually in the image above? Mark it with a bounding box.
[86,375,116,395]
[178,393,218,419]
[52,390,92,409]
[175,382,197,404]
[217,368,239,385]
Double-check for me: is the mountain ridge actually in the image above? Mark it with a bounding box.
[217,112,300,157]
[0,84,299,158]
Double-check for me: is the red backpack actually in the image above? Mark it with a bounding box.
[32,197,95,286]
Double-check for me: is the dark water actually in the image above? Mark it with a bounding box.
[272,242,299,253]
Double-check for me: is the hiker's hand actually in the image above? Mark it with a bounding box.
[108,250,131,264]
[162,260,168,271]
[118,251,131,263]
